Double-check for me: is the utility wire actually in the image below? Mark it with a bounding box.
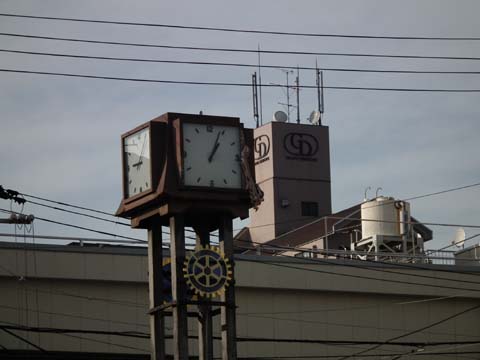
[3,68,480,93]
[3,48,480,75]
[1,13,480,41]
[21,192,118,218]
[0,304,150,329]
[25,198,130,227]
[14,180,480,239]
[241,257,480,294]
[0,208,146,243]
[236,235,480,280]
[2,32,480,61]
[1,328,46,352]
[338,303,480,360]
[2,322,480,347]
[0,324,149,339]
[11,187,217,239]
[236,352,480,359]
[240,181,480,231]
[245,242,480,285]
[0,232,147,245]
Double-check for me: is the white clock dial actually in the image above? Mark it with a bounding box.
[182,123,242,189]
[124,127,151,197]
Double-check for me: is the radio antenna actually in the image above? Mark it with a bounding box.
[315,60,325,125]
[252,72,260,128]
[296,66,300,124]
[257,44,264,126]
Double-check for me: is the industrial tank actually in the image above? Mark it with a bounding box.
[361,196,405,239]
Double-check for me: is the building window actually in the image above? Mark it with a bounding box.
[301,201,318,217]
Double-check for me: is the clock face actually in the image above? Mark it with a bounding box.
[182,123,242,189]
[123,127,152,198]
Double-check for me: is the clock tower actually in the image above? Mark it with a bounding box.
[116,112,258,360]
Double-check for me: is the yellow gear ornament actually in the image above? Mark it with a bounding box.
[183,245,233,298]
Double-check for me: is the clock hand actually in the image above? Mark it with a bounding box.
[208,131,222,162]
[208,143,220,163]
[135,133,148,169]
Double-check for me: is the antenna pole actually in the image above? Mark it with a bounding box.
[320,70,325,122]
[285,70,291,122]
[252,72,259,128]
[316,61,321,112]
[257,44,263,126]
[315,60,324,126]
[296,66,300,124]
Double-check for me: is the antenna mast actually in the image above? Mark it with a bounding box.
[277,69,294,122]
[252,72,260,128]
[316,60,325,125]
[296,66,300,124]
[257,44,263,126]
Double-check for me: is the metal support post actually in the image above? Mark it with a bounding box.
[170,215,189,360]
[219,215,237,360]
[147,221,166,360]
[196,228,214,360]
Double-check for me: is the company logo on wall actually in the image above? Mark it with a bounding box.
[283,133,318,161]
[254,135,270,165]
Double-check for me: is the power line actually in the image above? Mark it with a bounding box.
[3,48,480,75]
[236,352,480,359]
[1,13,480,41]
[8,187,217,239]
[237,232,480,279]
[407,181,480,201]
[2,32,480,61]
[14,179,480,240]
[338,303,480,360]
[0,208,147,243]
[0,324,149,339]
[25,198,130,227]
[240,180,480,231]
[21,192,118,218]
[238,312,480,340]
[245,240,480,286]
[3,68,480,93]
[0,232,147,245]
[1,328,46,352]
[0,304,150,329]
[241,257,480,294]
[2,322,479,348]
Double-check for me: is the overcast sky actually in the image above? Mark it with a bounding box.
[1,0,479,251]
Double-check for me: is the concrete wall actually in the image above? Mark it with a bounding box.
[1,242,480,359]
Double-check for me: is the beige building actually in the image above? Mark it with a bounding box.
[1,241,480,359]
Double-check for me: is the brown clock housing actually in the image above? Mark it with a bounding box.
[116,112,255,230]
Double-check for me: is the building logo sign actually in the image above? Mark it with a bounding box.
[283,133,318,161]
[254,135,270,165]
